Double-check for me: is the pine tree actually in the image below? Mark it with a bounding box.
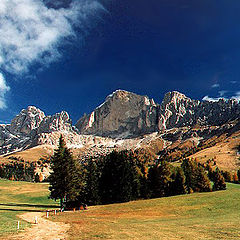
[195,166,212,192]
[233,172,238,183]
[85,159,100,205]
[99,150,140,204]
[181,159,211,193]
[147,160,172,198]
[49,135,85,208]
[213,168,226,191]
[170,167,187,195]
[237,169,240,183]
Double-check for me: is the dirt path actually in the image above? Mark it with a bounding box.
[10,212,70,240]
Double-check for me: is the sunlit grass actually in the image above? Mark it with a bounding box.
[51,183,240,240]
[0,178,59,237]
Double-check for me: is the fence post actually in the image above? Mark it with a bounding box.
[17,221,20,230]
[35,216,38,224]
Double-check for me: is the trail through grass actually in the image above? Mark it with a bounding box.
[51,183,240,240]
[0,178,59,237]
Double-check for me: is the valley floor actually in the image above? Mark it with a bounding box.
[1,180,240,240]
[0,179,59,239]
[51,183,240,240]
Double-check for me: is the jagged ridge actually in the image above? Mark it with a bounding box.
[1,89,240,155]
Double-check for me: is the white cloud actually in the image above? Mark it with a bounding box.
[211,83,220,88]
[0,73,10,109]
[0,0,104,74]
[0,0,104,107]
[218,90,227,97]
[231,91,240,101]
[202,95,223,102]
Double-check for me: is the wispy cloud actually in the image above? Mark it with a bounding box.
[211,83,220,88]
[202,95,223,102]
[231,91,240,101]
[0,73,10,109]
[0,0,104,106]
[218,90,227,97]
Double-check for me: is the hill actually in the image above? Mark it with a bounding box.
[0,179,58,238]
[50,183,240,240]
[1,90,240,177]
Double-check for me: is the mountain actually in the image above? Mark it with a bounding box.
[0,106,81,155]
[76,90,240,136]
[76,90,158,138]
[1,90,240,173]
[158,91,240,130]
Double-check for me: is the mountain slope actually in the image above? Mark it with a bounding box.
[0,89,240,172]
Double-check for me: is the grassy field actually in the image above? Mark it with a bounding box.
[0,178,59,237]
[51,183,240,240]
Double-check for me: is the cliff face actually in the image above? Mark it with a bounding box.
[76,90,158,138]
[158,91,240,130]
[1,89,240,155]
[0,107,79,154]
[76,90,240,137]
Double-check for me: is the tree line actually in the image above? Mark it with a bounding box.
[49,136,227,208]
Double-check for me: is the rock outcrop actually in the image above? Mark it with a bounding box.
[1,89,240,155]
[0,107,80,155]
[158,91,240,130]
[76,90,240,137]
[76,90,158,138]
[8,106,45,136]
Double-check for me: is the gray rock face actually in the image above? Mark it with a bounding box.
[37,111,73,134]
[1,89,240,155]
[76,90,240,137]
[158,91,200,130]
[76,90,158,137]
[8,106,45,135]
[158,91,240,130]
[0,107,77,155]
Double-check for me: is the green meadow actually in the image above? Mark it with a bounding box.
[0,178,240,239]
[51,183,240,240]
[0,179,58,237]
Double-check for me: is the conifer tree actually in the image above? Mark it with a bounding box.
[233,172,238,183]
[213,168,226,191]
[181,159,211,193]
[99,150,140,204]
[49,135,85,208]
[85,159,100,205]
[148,160,172,198]
[170,167,187,195]
[237,169,240,183]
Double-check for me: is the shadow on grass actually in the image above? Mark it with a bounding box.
[0,203,59,209]
[0,208,46,212]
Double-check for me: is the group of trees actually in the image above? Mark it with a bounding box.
[0,160,36,181]
[49,136,227,207]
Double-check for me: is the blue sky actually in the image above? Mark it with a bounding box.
[0,0,240,124]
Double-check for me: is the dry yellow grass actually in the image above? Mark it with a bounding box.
[51,183,240,240]
[0,145,54,163]
[190,134,240,171]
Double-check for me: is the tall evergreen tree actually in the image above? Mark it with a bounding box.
[213,168,226,191]
[181,159,211,193]
[49,135,85,208]
[148,160,172,198]
[85,159,100,205]
[169,167,187,196]
[99,150,140,204]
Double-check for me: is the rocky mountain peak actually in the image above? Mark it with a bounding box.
[9,106,45,135]
[161,91,196,108]
[37,111,73,134]
[76,89,158,137]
